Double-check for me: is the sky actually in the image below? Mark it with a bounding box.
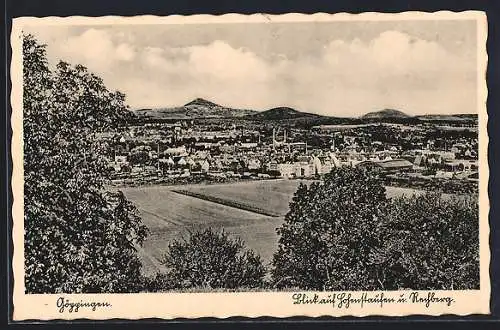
[24,20,478,117]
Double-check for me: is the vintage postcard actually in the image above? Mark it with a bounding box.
[10,11,489,320]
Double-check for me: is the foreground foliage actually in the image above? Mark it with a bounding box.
[147,228,265,291]
[272,167,389,290]
[24,35,148,293]
[272,167,479,291]
[371,193,479,290]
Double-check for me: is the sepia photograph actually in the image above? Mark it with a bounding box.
[10,11,489,319]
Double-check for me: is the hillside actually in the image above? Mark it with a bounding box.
[415,114,477,122]
[361,109,411,120]
[249,107,320,120]
[135,98,257,119]
[184,98,220,108]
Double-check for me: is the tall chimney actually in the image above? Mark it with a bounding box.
[273,128,276,149]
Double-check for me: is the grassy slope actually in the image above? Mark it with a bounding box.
[121,181,453,276]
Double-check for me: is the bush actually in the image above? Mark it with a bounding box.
[369,193,479,290]
[272,167,388,290]
[23,35,148,293]
[272,166,479,291]
[154,228,266,291]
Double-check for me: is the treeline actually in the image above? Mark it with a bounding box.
[172,190,281,217]
[384,175,479,195]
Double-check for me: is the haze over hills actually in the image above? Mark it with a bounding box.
[133,98,477,123]
[360,109,477,123]
[135,98,257,119]
[183,98,220,108]
[249,106,320,120]
[415,114,476,122]
[183,98,256,117]
[135,100,325,121]
[361,109,412,119]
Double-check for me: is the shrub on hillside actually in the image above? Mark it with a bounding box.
[272,166,479,290]
[153,228,266,291]
[272,167,389,290]
[369,193,479,290]
[23,34,148,293]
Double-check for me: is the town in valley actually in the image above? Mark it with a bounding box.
[20,16,484,298]
[102,97,478,195]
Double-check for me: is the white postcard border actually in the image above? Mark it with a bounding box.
[10,11,490,320]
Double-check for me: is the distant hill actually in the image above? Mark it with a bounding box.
[184,98,220,108]
[134,100,477,124]
[249,107,321,120]
[415,114,477,122]
[181,98,257,117]
[134,98,257,119]
[361,109,411,120]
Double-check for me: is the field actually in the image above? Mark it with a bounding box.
[121,180,442,276]
[121,183,284,275]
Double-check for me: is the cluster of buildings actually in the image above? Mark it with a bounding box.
[98,120,479,186]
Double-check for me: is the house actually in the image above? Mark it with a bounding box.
[312,156,336,175]
[312,156,322,174]
[165,157,175,167]
[239,142,258,149]
[442,159,478,172]
[114,155,128,164]
[277,163,296,178]
[164,146,187,156]
[185,157,197,168]
[413,155,423,167]
[247,158,261,170]
[268,161,278,172]
[200,160,210,173]
[320,161,334,175]
[211,159,224,171]
[375,159,414,173]
[328,153,342,167]
[357,159,414,174]
[277,162,315,178]
[295,163,315,178]
[113,155,129,172]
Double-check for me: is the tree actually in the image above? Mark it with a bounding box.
[153,228,265,291]
[23,34,148,293]
[272,166,479,291]
[128,149,149,166]
[369,193,479,290]
[272,167,388,290]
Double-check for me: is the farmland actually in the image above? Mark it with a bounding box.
[121,180,447,276]
[121,183,284,275]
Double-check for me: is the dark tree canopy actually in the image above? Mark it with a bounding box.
[23,34,148,293]
[272,167,388,290]
[370,193,479,290]
[272,167,479,291]
[152,228,265,291]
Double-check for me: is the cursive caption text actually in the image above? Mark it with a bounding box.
[292,291,455,309]
[56,297,112,313]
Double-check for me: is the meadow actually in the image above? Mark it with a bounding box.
[121,180,440,276]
